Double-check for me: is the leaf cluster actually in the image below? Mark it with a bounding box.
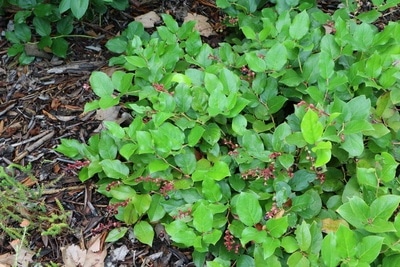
[53,1,400,266]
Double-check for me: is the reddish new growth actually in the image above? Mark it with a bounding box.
[224,229,240,254]
[106,199,130,215]
[296,101,329,116]
[65,160,90,174]
[160,181,174,199]
[240,65,255,80]
[264,202,279,220]
[153,83,173,95]
[223,138,239,156]
[92,221,121,235]
[172,208,192,220]
[241,164,276,184]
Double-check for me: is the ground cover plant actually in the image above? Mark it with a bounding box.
[29,0,400,266]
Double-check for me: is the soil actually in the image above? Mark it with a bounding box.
[0,1,399,266]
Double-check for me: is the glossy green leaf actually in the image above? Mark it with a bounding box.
[337,196,369,229]
[193,203,213,232]
[295,221,311,252]
[232,115,247,135]
[236,192,262,227]
[51,37,68,58]
[340,133,364,158]
[100,159,129,179]
[90,71,114,98]
[240,226,268,245]
[188,125,205,146]
[301,109,323,144]
[105,227,128,242]
[289,10,310,40]
[245,51,267,72]
[265,43,287,71]
[266,216,288,238]
[134,221,154,246]
[33,17,51,36]
[175,148,197,175]
[312,141,332,167]
[357,236,384,263]
[202,179,222,202]
[165,220,197,247]
[70,0,89,19]
[147,194,166,222]
[336,225,357,258]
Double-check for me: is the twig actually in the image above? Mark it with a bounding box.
[13,131,55,162]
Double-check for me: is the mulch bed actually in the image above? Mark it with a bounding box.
[1,0,399,265]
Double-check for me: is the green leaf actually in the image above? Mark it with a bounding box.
[57,16,74,35]
[321,233,340,267]
[209,161,231,181]
[232,115,247,136]
[100,159,129,179]
[14,23,31,42]
[70,0,89,19]
[240,227,268,245]
[106,37,128,53]
[202,179,222,202]
[312,141,332,167]
[265,43,287,71]
[357,236,384,263]
[132,194,152,216]
[193,203,213,232]
[301,109,323,144]
[175,148,197,175]
[266,216,288,238]
[318,51,334,79]
[337,196,369,229]
[241,26,257,40]
[357,168,377,189]
[136,131,154,154]
[295,221,312,252]
[90,71,114,98]
[336,225,357,258]
[188,125,205,146]
[165,220,197,247]
[109,185,136,200]
[267,96,287,114]
[369,195,400,221]
[352,22,375,51]
[245,51,267,72]
[340,133,364,157]
[134,221,154,246]
[288,170,316,191]
[236,192,262,226]
[147,194,166,222]
[203,123,221,145]
[289,10,310,40]
[33,17,51,36]
[287,252,310,267]
[103,121,125,139]
[161,14,179,33]
[343,120,374,134]
[377,151,398,180]
[105,227,128,242]
[59,0,71,13]
[357,10,382,23]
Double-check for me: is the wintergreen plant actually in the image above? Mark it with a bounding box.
[56,2,400,266]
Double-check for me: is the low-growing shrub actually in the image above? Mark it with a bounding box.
[56,1,400,266]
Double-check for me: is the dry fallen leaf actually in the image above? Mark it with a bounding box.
[135,11,161,28]
[184,13,216,37]
[61,244,87,267]
[10,239,34,267]
[0,252,15,266]
[321,218,349,233]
